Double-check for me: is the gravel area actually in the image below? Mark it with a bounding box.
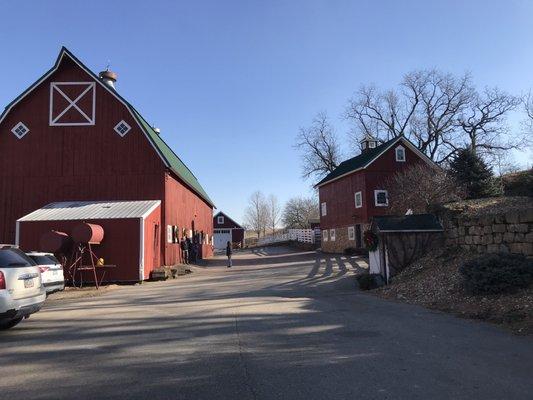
[374,248,533,335]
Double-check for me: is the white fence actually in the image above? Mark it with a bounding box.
[257,229,316,245]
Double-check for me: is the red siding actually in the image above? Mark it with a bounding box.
[0,51,214,269]
[143,206,162,279]
[19,218,143,282]
[0,55,164,243]
[163,172,213,265]
[318,143,427,229]
[231,228,245,243]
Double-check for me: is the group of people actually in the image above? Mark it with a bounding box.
[179,236,200,264]
[179,236,233,269]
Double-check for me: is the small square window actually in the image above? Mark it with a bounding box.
[114,120,131,137]
[355,191,362,208]
[11,122,29,139]
[330,229,336,241]
[348,226,355,241]
[321,202,327,216]
[369,141,376,148]
[217,216,224,224]
[374,190,389,207]
[395,146,406,162]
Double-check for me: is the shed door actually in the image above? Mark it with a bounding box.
[213,229,232,249]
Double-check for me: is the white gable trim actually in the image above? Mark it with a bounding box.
[0,48,172,172]
[316,136,439,188]
[213,211,244,229]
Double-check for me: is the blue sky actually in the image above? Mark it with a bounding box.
[1,0,532,224]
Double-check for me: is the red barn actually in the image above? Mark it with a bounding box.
[0,47,214,280]
[213,211,244,249]
[315,135,437,253]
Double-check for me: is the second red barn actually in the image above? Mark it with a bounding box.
[315,135,438,253]
[213,212,245,249]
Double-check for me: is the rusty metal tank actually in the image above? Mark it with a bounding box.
[72,223,104,244]
[39,230,70,253]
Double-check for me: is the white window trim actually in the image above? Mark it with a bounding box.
[354,191,362,208]
[114,120,132,137]
[11,122,30,139]
[322,229,328,242]
[217,216,224,224]
[374,190,389,207]
[49,82,96,126]
[369,141,376,148]
[395,145,406,162]
[329,229,336,241]
[348,226,355,241]
[321,202,327,216]
[167,225,173,243]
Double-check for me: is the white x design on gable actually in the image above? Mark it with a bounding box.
[49,82,96,126]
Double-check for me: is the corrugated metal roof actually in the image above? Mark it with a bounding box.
[18,200,161,222]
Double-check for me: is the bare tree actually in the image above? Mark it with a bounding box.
[522,91,533,139]
[457,87,522,158]
[282,197,319,229]
[385,164,464,215]
[346,69,473,164]
[295,112,342,182]
[266,194,282,234]
[243,191,269,238]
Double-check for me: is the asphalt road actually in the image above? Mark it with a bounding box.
[1,246,532,400]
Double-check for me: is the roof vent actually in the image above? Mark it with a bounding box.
[153,127,161,135]
[360,134,378,153]
[99,69,117,89]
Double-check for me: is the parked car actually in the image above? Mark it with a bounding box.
[0,245,46,330]
[27,252,65,294]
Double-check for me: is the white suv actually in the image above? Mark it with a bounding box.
[0,245,46,330]
[27,252,65,294]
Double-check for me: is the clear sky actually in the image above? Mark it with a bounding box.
[1,0,532,224]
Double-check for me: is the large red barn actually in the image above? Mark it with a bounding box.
[0,47,214,280]
[315,135,437,253]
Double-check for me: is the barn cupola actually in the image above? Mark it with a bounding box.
[360,134,378,153]
[99,69,117,89]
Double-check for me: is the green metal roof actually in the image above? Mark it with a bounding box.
[0,47,214,207]
[372,214,443,232]
[315,136,403,187]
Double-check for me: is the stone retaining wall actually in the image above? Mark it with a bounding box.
[443,208,533,256]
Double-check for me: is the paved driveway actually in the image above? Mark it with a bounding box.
[1,247,532,400]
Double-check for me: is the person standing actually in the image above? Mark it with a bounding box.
[180,237,189,264]
[226,241,232,268]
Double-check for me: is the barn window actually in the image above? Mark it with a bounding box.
[114,120,131,137]
[395,146,406,162]
[321,202,327,216]
[11,122,29,139]
[374,190,389,207]
[329,229,336,241]
[217,216,224,224]
[354,191,362,208]
[348,226,355,241]
[322,229,328,242]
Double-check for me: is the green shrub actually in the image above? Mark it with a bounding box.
[356,273,385,290]
[459,253,533,294]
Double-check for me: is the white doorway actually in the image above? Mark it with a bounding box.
[213,229,232,249]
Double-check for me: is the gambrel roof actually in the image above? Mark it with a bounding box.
[315,136,437,188]
[0,47,214,207]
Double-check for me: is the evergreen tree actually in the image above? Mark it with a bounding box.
[449,149,500,199]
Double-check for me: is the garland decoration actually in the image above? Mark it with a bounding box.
[363,230,379,251]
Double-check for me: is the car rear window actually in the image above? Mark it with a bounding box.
[29,255,58,265]
[0,248,36,268]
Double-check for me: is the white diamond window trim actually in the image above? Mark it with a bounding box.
[114,120,131,137]
[11,122,30,139]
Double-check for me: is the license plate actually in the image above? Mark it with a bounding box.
[24,279,34,288]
